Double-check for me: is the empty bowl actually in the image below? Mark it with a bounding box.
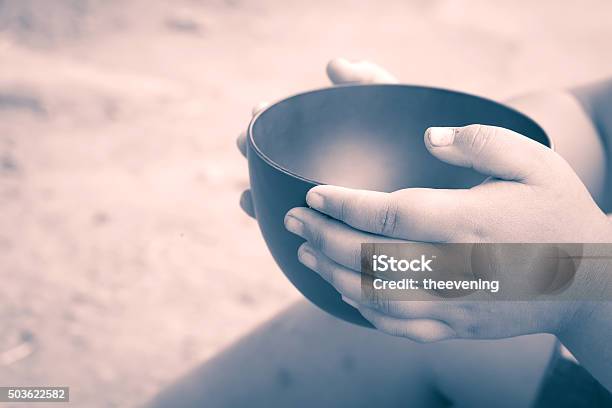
[247,84,550,327]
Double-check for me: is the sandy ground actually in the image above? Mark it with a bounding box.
[0,0,611,406]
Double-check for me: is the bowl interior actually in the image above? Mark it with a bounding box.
[248,84,549,327]
[251,85,549,191]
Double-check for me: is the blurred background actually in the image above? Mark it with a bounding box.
[0,0,611,406]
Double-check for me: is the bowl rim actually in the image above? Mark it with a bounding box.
[247,83,553,186]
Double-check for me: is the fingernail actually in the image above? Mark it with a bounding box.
[342,296,359,309]
[426,127,456,147]
[284,214,304,236]
[298,245,317,269]
[306,191,324,211]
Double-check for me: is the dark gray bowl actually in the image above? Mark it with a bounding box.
[247,84,550,327]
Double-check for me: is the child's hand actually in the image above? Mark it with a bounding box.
[236,58,397,218]
[285,124,612,342]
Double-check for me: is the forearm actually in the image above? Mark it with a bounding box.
[573,79,612,212]
[572,79,612,154]
[558,275,612,392]
[507,81,612,390]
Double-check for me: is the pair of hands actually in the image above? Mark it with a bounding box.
[237,58,612,342]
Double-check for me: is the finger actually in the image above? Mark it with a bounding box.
[306,185,471,241]
[237,102,270,158]
[358,307,457,342]
[298,243,443,309]
[298,242,363,301]
[252,101,269,116]
[424,125,557,183]
[342,295,360,309]
[240,189,255,218]
[297,240,457,321]
[326,57,398,85]
[236,131,247,157]
[286,207,399,270]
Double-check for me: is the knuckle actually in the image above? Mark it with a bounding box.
[465,124,491,159]
[308,225,326,251]
[375,197,399,236]
[346,191,367,223]
[326,263,337,287]
[338,197,348,222]
[389,326,410,339]
[370,292,391,314]
[375,296,391,314]
[312,252,336,286]
[352,246,362,272]
[464,323,481,337]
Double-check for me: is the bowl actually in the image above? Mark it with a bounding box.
[247,84,550,327]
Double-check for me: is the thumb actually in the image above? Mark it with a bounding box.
[326,58,398,85]
[424,124,556,183]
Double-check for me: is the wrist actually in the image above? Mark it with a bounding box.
[556,239,612,339]
[506,90,607,204]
